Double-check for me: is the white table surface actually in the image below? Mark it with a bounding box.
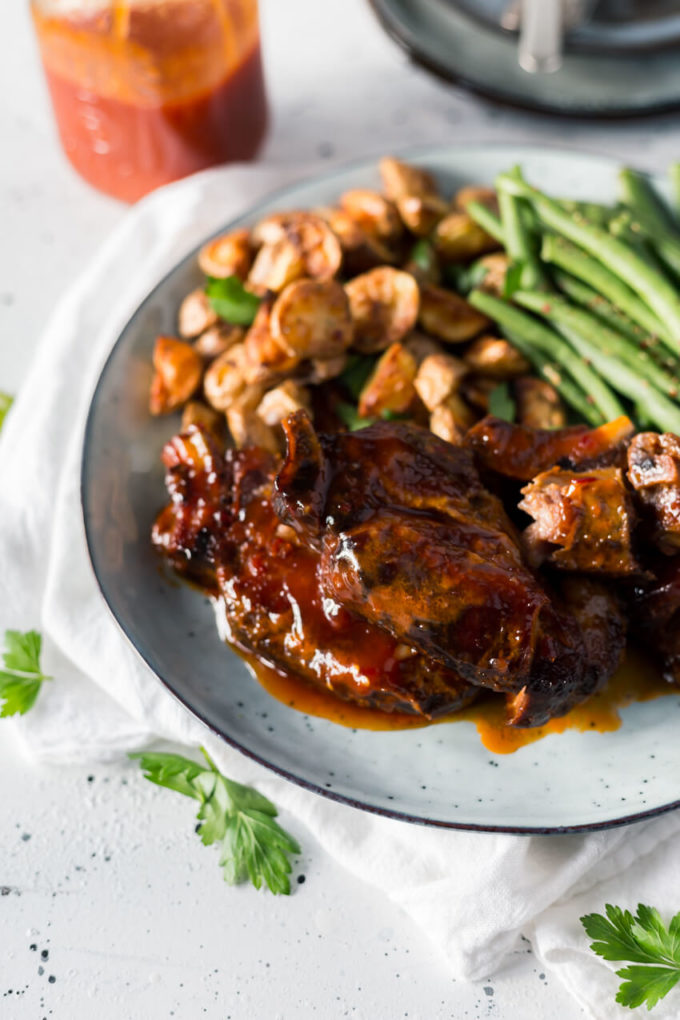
[2,2,679,1017]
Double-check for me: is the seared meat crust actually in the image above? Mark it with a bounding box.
[627,432,680,555]
[274,412,624,726]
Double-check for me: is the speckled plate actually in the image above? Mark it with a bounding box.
[82,144,680,834]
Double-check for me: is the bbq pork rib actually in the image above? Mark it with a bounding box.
[152,426,478,719]
[273,412,626,726]
[152,414,635,728]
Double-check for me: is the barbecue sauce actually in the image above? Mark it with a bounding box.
[32,0,267,202]
[244,645,674,753]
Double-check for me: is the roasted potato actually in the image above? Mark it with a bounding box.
[396,194,449,237]
[304,353,348,383]
[248,213,342,294]
[345,267,420,353]
[464,336,531,379]
[433,212,499,262]
[455,185,499,214]
[243,298,297,384]
[203,342,249,411]
[429,396,474,445]
[180,400,226,445]
[340,189,403,243]
[257,380,311,426]
[474,253,511,298]
[270,279,354,361]
[321,208,397,274]
[414,353,468,411]
[402,332,443,365]
[379,157,440,202]
[357,342,418,419]
[149,336,203,416]
[226,385,279,453]
[198,229,252,280]
[418,285,489,344]
[193,322,244,361]
[514,377,566,429]
[178,288,217,339]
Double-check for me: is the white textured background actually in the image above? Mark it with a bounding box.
[2,1,679,1016]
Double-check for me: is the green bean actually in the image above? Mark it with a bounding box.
[670,163,680,216]
[465,201,505,245]
[501,327,604,426]
[496,169,680,350]
[513,291,680,433]
[552,269,650,344]
[496,167,544,289]
[541,234,670,346]
[557,199,614,228]
[468,289,624,422]
[512,290,680,399]
[618,168,676,238]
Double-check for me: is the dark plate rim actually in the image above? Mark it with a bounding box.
[82,143,679,835]
[367,0,680,120]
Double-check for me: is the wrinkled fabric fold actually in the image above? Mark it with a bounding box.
[2,164,679,1020]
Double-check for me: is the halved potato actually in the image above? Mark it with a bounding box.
[345,267,420,353]
[178,288,217,339]
[514,377,566,429]
[257,380,311,426]
[473,253,511,298]
[430,393,476,440]
[203,342,248,411]
[248,213,342,294]
[321,208,397,274]
[193,322,244,361]
[433,212,499,262]
[414,353,468,411]
[180,400,226,445]
[198,229,252,280]
[149,336,203,416]
[340,189,403,242]
[270,279,354,361]
[464,336,531,379]
[243,299,297,384]
[454,185,499,214]
[418,285,489,344]
[396,194,449,236]
[226,386,279,453]
[379,157,440,202]
[357,342,418,419]
[304,353,348,383]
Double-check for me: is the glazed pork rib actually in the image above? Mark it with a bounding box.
[152,425,477,718]
[274,412,626,726]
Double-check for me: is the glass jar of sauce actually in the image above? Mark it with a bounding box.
[31,0,268,202]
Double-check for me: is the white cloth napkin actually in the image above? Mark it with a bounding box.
[3,164,680,1020]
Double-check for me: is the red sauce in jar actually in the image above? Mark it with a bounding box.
[32,1,268,202]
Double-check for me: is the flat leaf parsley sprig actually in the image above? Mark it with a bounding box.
[0,629,51,717]
[130,746,301,895]
[581,903,680,1011]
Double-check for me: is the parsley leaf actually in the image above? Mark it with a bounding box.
[0,629,51,717]
[409,239,437,275]
[205,276,261,326]
[130,747,301,895]
[0,392,12,432]
[581,903,680,1010]
[336,401,373,431]
[487,381,516,423]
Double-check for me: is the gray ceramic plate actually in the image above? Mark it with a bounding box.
[82,144,680,833]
